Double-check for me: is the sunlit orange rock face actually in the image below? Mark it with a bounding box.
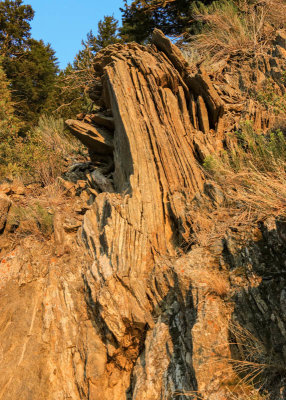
[0,29,286,400]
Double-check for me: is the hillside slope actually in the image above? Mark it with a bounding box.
[0,29,286,400]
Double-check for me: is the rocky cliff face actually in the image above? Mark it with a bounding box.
[0,30,286,400]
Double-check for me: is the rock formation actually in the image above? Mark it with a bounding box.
[0,29,286,400]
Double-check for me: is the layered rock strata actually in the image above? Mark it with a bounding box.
[0,29,286,400]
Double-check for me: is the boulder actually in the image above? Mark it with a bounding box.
[84,113,115,131]
[65,119,114,155]
[87,169,114,193]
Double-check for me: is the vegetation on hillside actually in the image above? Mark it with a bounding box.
[0,1,121,181]
[183,0,286,62]
[0,0,285,192]
[120,0,215,43]
[0,59,77,182]
[0,0,59,126]
[189,121,286,249]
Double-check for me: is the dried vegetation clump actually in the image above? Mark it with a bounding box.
[188,266,230,298]
[221,322,285,399]
[177,321,281,399]
[184,0,286,63]
[188,122,286,248]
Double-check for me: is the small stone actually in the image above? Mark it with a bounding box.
[77,180,87,189]
[63,217,82,233]
[11,184,25,196]
[0,183,12,195]
[79,191,90,203]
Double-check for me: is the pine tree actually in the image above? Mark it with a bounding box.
[3,39,59,125]
[57,16,121,117]
[0,0,59,126]
[95,15,121,51]
[0,0,34,57]
[0,58,21,174]
[120,0,214,43]
[74,15,121,68]
[0,58,19,136]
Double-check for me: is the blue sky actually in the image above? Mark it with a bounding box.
[22,0,123,69]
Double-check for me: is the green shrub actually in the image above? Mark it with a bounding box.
[0,59,78,183]
[254,79,286,115]
[206,121,286,174]
[0,113,78,184]
[203,154,218,172]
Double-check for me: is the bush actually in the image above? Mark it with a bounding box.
[254,79,286,116]
[0,61,77,184]
[0,114,78,184]
[220,121,286,172]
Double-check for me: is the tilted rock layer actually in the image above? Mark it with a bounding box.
[0,30,286,400]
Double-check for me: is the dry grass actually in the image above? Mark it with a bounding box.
[226,322,271,384]
[41,181,67,208]
[30,115,80,186]
[227,388,269,400]
[188,267,230,297]
[191,0,253,61]
[188,124,286,248]
[7,202,54,238]
[180,125,286,399]
[172,323,275,399]
[189,167,286,246]
[184,0,286,63]
[217,322,284,399]
[188,204,253,247]
[26,180,66,211]
[173,387,268,399]
[215,168,286,219]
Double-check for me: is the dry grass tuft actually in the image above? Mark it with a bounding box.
[4,179,67,242]
[189,267,230,297]
[0,114,82,186]
[34,115,81,158]
[183,0,286,63]
[188,204,253,248]
[217,322,284,399]
[173,323,275,399]
[225,384,270,400]
[30,115,80,186]
[226,322,271,385]
[173,386,269,399]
